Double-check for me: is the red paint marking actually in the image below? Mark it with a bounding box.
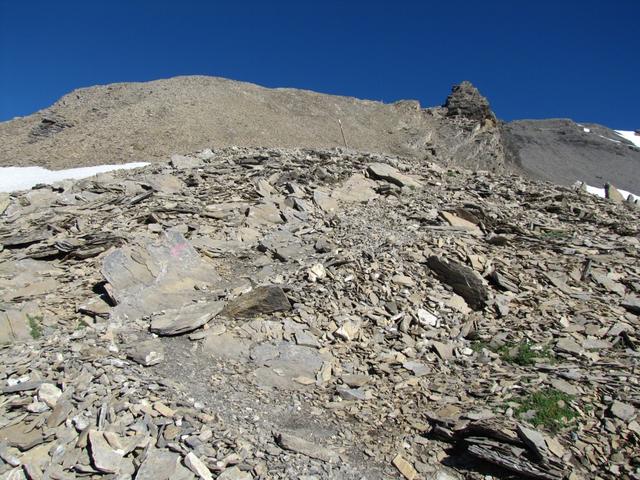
[170,243,187,257]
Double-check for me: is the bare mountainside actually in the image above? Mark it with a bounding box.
[502,119,640,193]
[0,76,504,171]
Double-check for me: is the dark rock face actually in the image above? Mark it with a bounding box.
[501,119,640,192]
[28,116,73,143]
[443,81,495,122]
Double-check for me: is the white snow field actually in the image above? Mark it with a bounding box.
[0,163,148,193]
[615,130,640,148]
[585,184,637,200]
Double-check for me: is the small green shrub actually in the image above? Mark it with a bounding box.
[26,314,43,339]
[515,388,576,432]
[498,341,553,366]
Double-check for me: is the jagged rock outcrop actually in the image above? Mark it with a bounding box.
[443,80,495,123]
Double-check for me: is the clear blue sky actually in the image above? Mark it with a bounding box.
[1,0,638,128]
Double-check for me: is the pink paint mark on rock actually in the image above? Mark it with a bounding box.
[170,243,188,257]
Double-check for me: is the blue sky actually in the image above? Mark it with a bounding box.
[1,0,638,128]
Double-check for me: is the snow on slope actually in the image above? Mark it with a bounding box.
[584,184,637,200]
[0,163,148,193]
[615,130,640,148]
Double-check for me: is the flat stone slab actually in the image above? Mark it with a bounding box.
[367,162,422,189]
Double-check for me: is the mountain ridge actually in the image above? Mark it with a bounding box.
[1,75,638,191]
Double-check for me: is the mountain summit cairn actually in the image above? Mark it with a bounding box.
[444,80,495,123]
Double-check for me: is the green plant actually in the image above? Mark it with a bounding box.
[515,388,576,432]
[26,314,43,339]
[470,340,490,353]
[473,340,553,365]
[540,229,570,239]
[498,341,553,366]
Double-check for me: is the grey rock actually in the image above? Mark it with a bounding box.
[150,301,224,336]
[184,452,212,480]
[222,286,291,318]
[127,338,165,366]
[217,467,253,480]
[102,230,222,322]
[332,173,378,203]
[444,81,494,123]
[367,162,422,189]
[275,432,339,463]
[610,401,636,421]
[427,256,489,310]
[605,183,625,203]
[88,430,124,474]
[170,154,202,170]
[134,449,184,480]
[621,296,640,315]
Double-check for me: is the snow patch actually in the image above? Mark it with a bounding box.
[584,183,637,200]
[583,127,590,133]
[598,135,622,144]
[0,163,149,193]
[614,130,640,148]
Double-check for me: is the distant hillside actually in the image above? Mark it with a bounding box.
[502,119,640,193]
[0,76,504,173]
[0,75,638,191]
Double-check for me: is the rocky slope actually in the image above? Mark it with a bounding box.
[0,147,638,479]
[0,77,505,175]
[502,119,640,193]
[3,75,638,191]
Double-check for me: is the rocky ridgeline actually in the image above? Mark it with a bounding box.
[0,147,639,479]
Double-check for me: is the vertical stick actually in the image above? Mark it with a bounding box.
[338,119,348,149]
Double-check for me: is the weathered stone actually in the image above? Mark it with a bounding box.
[621,296,640,315]
[275,432,339,463]
[37,383,62,408]
[170,154,202,170]
[367,163,422,189]
[217,467,253,480]
[150,301,224,336]
[440,211,481,234]
[427,256,488,310]
[313,189,339,213]
[392,454,418,480]
[102,230,221,322]
[135,448,183,480]
[610,401,636,421]
[128,338,165,366]
[184,452,213,480]
[605,183,625,203]
[332,174,378,203]
[222,286,291,318]
[334,319,361,341]
[444,81,495,122]
[246,203,284,225]
[88,430,124,474]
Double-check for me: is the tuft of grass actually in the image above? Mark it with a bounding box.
[472,340,553,366]
[26,314,43,339]
[515,388,576,432]
[470,340,490,353]
[498,341,553,366]
[540,229,570,239]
